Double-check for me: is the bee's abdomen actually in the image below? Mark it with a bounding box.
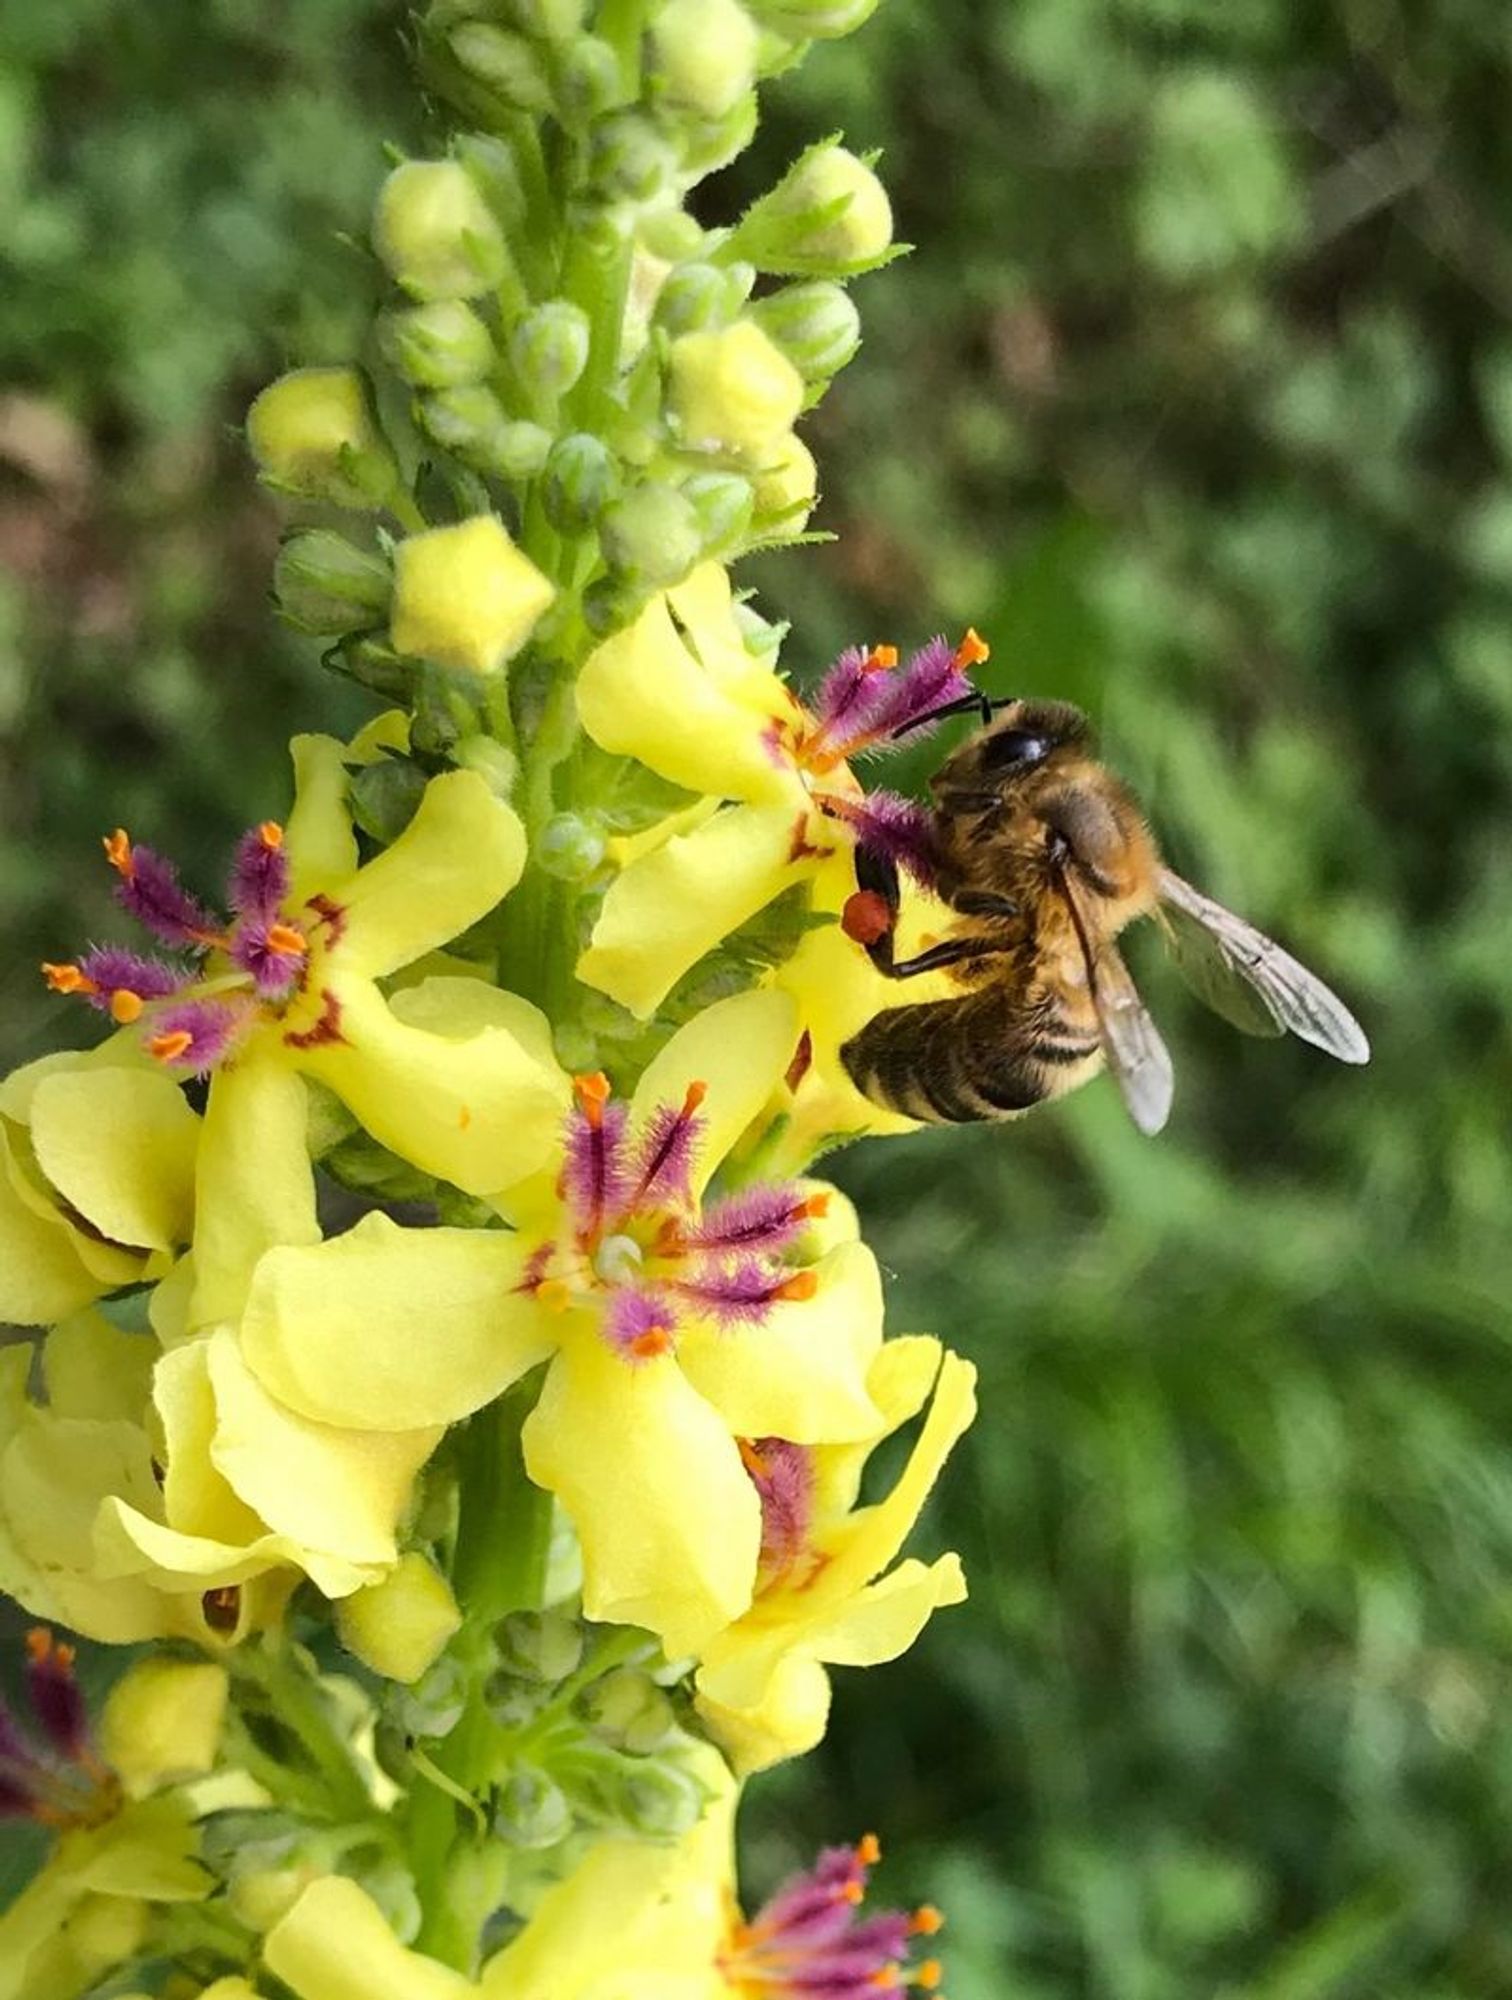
[841,993,1102,1124]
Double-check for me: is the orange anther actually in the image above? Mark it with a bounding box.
[683,1079,708,1114]
[738,1438,772,1480]
[536,1278,573,1315]
[863,643,899,673]
[265,923,307,957]
[842,1881,866,1906]
[258,821,284,850]
[147,1029,194,1065]
[103,828,134,876]
[109,990,144,1024]
[952,627,990,671]
[912,1905,945,1936]
[25,1628,73,1669]
[857,1833,882,1866]
[573,1071,613,1128]
[916,1959,943,1990]
[776,1269,819,1303]
[41,961,96,996]
[869,1969,900,1991]
[801,1191,831,1219]
[629,1324,674,1359]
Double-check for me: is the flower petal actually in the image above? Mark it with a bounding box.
[631,987,799,1194]
[694,1648,832,1776]
[522,1327,761,1656]
[286,734,359,903]
[42,1310,156,1423]
[667,562,785,701]
[582,800,821,1020]
[334,770,526,980]
[239,1211,552,1429]
[189,1060,321,1333]
[27,1066,197,1253]
[802,1551,967,1668]
[677,1241,884,1443]
[0,1130,103,1325]
[265,1876,473,2000]
[297,974,566,1195]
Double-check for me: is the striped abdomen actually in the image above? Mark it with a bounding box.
[840,985,1103,1124]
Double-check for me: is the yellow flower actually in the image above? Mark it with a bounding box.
[237,991,886,1655]
[694,1335,976,1773]
[0,1040,197,1326]
[389,515,556,674]
[245,367,399,511]
[264,1875,474,2000]
[668,323,804,464]
[334,1551,462,1684]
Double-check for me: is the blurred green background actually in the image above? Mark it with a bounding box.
[5,2,1512,1994]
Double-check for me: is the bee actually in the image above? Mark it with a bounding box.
[839,696,1369,1134]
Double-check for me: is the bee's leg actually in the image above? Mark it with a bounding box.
[879,935,1013,980]
[891,692,1008,739]
[844,846,904,976]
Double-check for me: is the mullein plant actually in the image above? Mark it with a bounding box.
[0,2,980,1993]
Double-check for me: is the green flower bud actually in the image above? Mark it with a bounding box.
[543,431,621,533]
[639,209,706,262]
[455,733,520,797]
[273,530,392,636]
[653,261,737,336]
[730,141,894,276]
[379,300,496,388]
[678,90,760,179]
[227,1864,323,1934]
[749,0,879,36]
[448,23,552,111]
[580,1668,674,1750]
[749,278,861,381]
[510,299,592,400]
[591,112,675,204]
[512,0,587,35]
[668,319,804,462]
[599,482,702,587]
[682,470,755,551]
[391,514,555,673]
[418,385,552,480]
[651,0,759,118]
[374,158,510,301]
[492,1766,573,1850]
[391,1654,467,1737]
[752,430,818,528]
[616,1759,705,1837]
[454,132,529,236]
[537,812,608,882]
[581,572,646,636]
[495,1607,586,1682]
[556,34,625,128]
[484,1670,555,1730]
[348,755,428,843]
[246,367,399,510]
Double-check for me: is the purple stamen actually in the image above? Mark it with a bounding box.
[688,1184,815,1255]
[26,1638,87,1760]
[626,1090,705,1214]
[831,789,939,887]
[742,1437,815,1575]
[562,1096,632,1242]
[146,997,252,1074]
[602,1287,680,1362]
[809,644,898,750]
[723,1838,941,1999]
[75,947,184,1008]
[671,1256,798,1327]
[864,636,972,740]
[112,844,217,950]
[228,824,291,926]
[230,922,309,1000]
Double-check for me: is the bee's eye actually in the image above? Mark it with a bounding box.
[981,729,1050,771]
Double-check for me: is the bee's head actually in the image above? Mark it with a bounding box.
[933,699,1092,795]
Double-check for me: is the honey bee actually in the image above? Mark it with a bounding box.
[839,696,1369,1134]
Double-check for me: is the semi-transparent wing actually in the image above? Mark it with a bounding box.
[1058,863,1174,1134]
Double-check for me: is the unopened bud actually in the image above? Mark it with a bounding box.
[492,1765,572,1849]
[247,367,399,510]
[580,1668,676,1752]
[379,300,496,388]
[748,0,880,37]
[557,34,625,128]
[454,132,528,236]
[543,431,621,533]
[101,1660,228,1796]
[227,1865,323,1934]
[274,530,392,636]
[599,483,703,588]
[495,1607,586,1682]
[510,299,592,400]
[336,1553,462,1684]
[348,756,428,843]
[392,1654,467,1738]
[591,113,675,204]
[374,158,510,301]
[390,515,555,674]
[752,432,818,528]
[513,0,587,34]
[455,733,520,797]
[682,470,755,551]
[668,319,804,461]
[750,279,861,380]
[616,1758,705,1836]
[680,91,760,179]
[57,1897,149,1980]
[652,0,759,118]
[448,23,552,111]
[536,812,607,882]
[653,261,738,336]
[418,387,551,480]
[639,210,706,262]
[485,1670,554,1730]
[731,141,894,275]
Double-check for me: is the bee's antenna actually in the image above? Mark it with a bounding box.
[893,693,1013,739]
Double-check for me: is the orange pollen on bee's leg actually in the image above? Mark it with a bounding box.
[41,961,97,995]
[629,1323,674,1359]
[102,828,134,876]
[257,821,284,850]
[776,1270,819,1303]
[738,1437,772,1480]
[265,922,307,957]
[863,643,899,673]
[912,1906,945,1936]
[952,627,990,671]
[147,1029,194,1065]
[573,1071,613,1129]
[109,989,144,1024]
[842,890,894,946]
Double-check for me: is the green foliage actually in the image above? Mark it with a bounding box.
[5,1,1512,1995]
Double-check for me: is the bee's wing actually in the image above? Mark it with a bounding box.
[1057,865,1174,1135]
[1158,869,1370,1065]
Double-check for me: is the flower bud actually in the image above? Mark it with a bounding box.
[678,91,760,179]
[731,141,894,275]
[495,1607,586,1681]
[580,1667,676,1751]
[57,1896,149,1982]
[390,515,555,674]
[653,260,738,336]
[752,431,818,528]
[492,1765,573,1849]
[448,22,552,111]
[510,299,592,400]
[274,530,392,635]
[392,1654,468,1738]
[750,279,861,380]
[599,483,703,588]
[615,1758,705,1836]
[454,132,529,236]
[536,813,608,882]
[374,158,510,301]
[668,319,804,461]
[100,1660,228,1796]
[591,113,675,204]
[247,367,399,509]
[378,300,496,388]
[556,34,624,128]
[417,387,551,480]
[227,1865,323,1934]
[651,0,759,118]
[748,0,879,36]
[348,755,429,843]
[512,0,587,34]
[543,431,621,533]
[336,1553,462,1684]
[682,470,756,551]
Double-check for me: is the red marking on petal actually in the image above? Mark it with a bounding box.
[843,889,894,945]
[785,1029,813,1092]
[303,893,348,947]
[283,987,345,1050]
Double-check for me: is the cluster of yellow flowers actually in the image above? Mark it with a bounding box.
[1,3,981,1994]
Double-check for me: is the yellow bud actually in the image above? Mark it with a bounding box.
[733,141,894,274]
[228,1863,325,1934]
[668,320,804,462]
[373,159,509,301]
[59,1894,149,1977]
[100,1659,229,1797]
[652,0,759,117]
[390,516,555,675]
[246,368,398,509]
[335,1552,462,1683]
[201,1983,264,2000]
[752,431,818,529]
